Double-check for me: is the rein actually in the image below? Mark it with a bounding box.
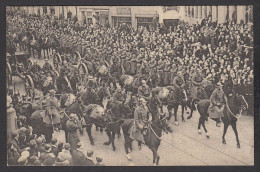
[226,104,243,120]
[150,123,162,140]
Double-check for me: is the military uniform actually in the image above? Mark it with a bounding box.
[138,84,150,99]
[43,95,61,125]
[191,72,204,99]
[130,103,152,143]
[173,75,185,88]
[163,64,171,86]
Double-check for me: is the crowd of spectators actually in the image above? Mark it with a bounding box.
[6,7,254,166]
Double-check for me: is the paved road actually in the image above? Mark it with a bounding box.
[8,49,254,166]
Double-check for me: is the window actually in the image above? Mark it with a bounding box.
[50,7,55,15]
[185,6,187,16]
[137,17,153,23]
[43,7,47,14]
[86,11,92,17]
[188,6,190,17]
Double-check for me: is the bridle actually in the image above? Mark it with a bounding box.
[226,94,248,119]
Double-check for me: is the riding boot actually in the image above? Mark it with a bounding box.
[138,141,142,150]
[216,118,221,127]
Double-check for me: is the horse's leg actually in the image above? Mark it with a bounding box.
[202,119,209,138]
[151,148,157,165]
[181,103,185,122]
[117,126,121,138]
[187,99,195,119]
[173,104,179,126]
[231,122,240,148]
[222,123,229,145]
[104,129,111,146]
[111,130,116,151]
[198,117,202,134]
[167,106,172,120]
[86,124,95,145]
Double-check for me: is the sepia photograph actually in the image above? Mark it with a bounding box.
[6,5,254,166]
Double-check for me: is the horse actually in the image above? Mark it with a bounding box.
[186,84,215,120]
[151,86,188,126]
[196,93,248,148]
[101,92,134,151]
[59,95,86,143]
[121,99,172,165]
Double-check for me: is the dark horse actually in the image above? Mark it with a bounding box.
[196,93,248,148]
[102,92,134,151]
[60,98,86,143]
[121,98,172,165]
[187,84,215,119]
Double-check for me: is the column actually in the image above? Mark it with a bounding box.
[198,6,202,19]
[131,7,136,30]
[207,6,211,16]
[229,6,235,21]
[218,6,228,23]
[202,6,206,18]
[195,6,198,18]
[237,6,246,24]
[212,6,217,21]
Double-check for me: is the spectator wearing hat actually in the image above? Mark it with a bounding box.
[28,156,38,166]
[36,137,45,156]
[29,139,38,157]
[58,143,72,165]
[10,130,21,153]
[72,142,88,166]
[39,144,55,163]
[18,151,30,166]
[33,159,42,166]
[86,150,95,166]
[7,142,20,165]
[95,155,105,166]
[66,114,80,152]
[51,138,59,157]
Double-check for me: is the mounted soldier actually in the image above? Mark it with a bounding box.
[112,83,126,103]
[130,97,152,150]
[138,80,151,100]
[191,68,205,100]
[42,90,61,131]
[209,82,227,127]
[172,71,185,90]
[42,59,54,76]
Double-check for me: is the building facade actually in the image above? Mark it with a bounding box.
[179,5,253,25]
[20,6,253,28]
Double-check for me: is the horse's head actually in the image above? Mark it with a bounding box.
[233,93,248,111]
[64,93,76,107]
[155,111,172,134]
[158,87,169,99]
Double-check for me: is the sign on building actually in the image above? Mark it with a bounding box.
[116,8,131,15]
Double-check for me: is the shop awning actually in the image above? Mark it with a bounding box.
[135,14,156,18]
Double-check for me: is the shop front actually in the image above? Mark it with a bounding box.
[112,16,132,27]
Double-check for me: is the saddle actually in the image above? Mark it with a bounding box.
[208,103,225,119]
